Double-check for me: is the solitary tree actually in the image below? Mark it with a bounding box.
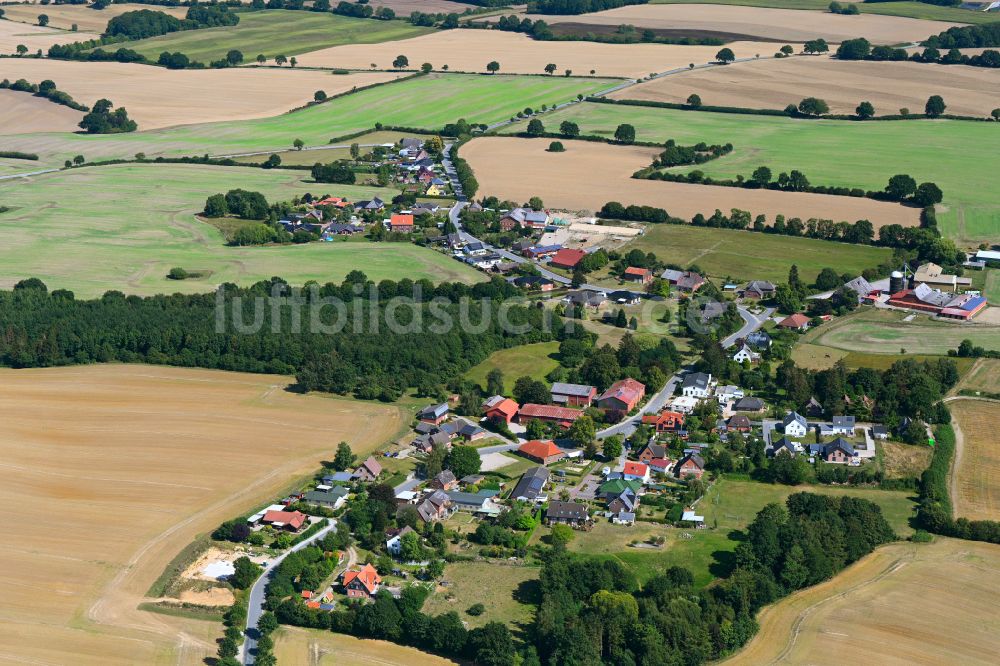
[614,123,636,144]
[855,100,875,120]
[686,93,702,108]
[780,44,793,57]
[925,95,946,118]
[256,54,266,65]
[559,120,580,138]
[226,49,243,66]
[392,54,408,69]
[37,14,49,26]
[314,90,327,102]
[885,174,917,200]
[798,97,829,116]
[333,441,355,470]
[544,63,557,75]
[715,48,735,64]
[274,54,287,66]
[293,138,304,150]
[547,141,565,152]
[486,60,500,74]
[992,108,1000,121]
[565,68,572,77]
[421,62,432,73]
[289,56,297,67]
[16,44,27,56]
[72,154,85,165]
[526,118,545,136]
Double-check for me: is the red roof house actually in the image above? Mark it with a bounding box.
[597,378,646,413]
[777,313,811,331]
[389,214,414,232]
[623,267,653,284]
[622,461,650,482]
[342,563,382,599]
[517,403,583,428]
[262,510,307,532]
[549,248,587,270]
[517,440,566,465]
[641,410,685,433]
[482,396,519,424]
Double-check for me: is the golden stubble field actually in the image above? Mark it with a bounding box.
[295,30,791,78]
[0,59,401,130]
[614,56,1000,118]
[0,88,82,134]
[725,538,1000,665]
[525,4,963,44]
[0,3,189,32]
[0,364,407,665]
[950,396,1000,522]
[461,136,920,228]
[274,627,459,665]
[0,14,98,53]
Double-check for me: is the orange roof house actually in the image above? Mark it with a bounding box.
[342,563,382,599]
[549,248,587,270]
[777,313,811,331]
[597,378,646,413]
[517,440,566,465]
[517,403,583,428]
[622,461,650,482]
[641,410,685,433]
[483,396,519,424]
[623,267,653,284]
[389,214,415,232]
[316,196,350,208]
[262,510,307,531]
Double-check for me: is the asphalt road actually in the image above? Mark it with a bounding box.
[242,518,337,665]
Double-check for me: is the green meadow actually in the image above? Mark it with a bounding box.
[526,103,1000,246]
[0,163,481,297]
[4,74,617,171]
[465,341,562,394]
[120,11,433,62]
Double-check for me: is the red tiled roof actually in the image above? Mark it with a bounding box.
[342,563,382,594]
[623,461,648,477]
[624,267,651,277]
[649,457,671,469]
[549,248,587,268]
[519,403,583,422]
[484,398,519,419]
[599,378,645,407]
[390,213,414,227]
[306,601,321,609]
[642,410,684,428]
[301,590,313,599]
[778,313,811,328]
[262,510,307,530]
[518,439,563,460]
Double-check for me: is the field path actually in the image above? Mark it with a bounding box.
[944,395,1000,521]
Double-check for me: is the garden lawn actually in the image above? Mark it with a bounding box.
[650,0,1000,23]
[3,74,616,171]
[0,163,481,297]
[626,223,892,283]
[464,342,561,394]
[523,103,1000,246]
[422,562,539,630]
[119,11,433,62]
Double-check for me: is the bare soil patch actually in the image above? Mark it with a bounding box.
[461,136,920,229]
[296,30,789,78]
[614,57,1000,118]
[0,88,83,134]
[0,364,406,666]
[368,0,476,15]
[527,4,963,44]
[1,3,188,32]
[0,15,99,53]
[950,398,1000,521]
[725,538,1000,665]
[0,59,400,130]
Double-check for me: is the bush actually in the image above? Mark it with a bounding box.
[466,603,485,616]
[547,140,565,152]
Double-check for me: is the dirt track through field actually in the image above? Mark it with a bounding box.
[0,365,406,666]
[525,4,963,44]
[725,538,1000,665]
[462,136,920,228]
[295,30,791,78]
[0,88,83,134]
[614,56,1000,118]
[948,397,1000,521]
[0,59,401,130]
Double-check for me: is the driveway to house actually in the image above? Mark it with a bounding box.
[242,518,337,665]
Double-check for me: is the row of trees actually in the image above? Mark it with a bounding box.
[0,77,88,112]
[104,5,237,40]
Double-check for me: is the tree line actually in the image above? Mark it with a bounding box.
[838,30,1000,71]
[0,77,89,112]
[528,0,648,15]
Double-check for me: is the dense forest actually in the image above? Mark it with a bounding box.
[0,277,556,401]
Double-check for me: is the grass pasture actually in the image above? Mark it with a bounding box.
[0,364,407,666]
[464,342,561,394]
[0,74,614,171]
[121,10,433,62]
[725,538,1000,665]
[422,562,539,630]
[802,309,1000,355]
[229,131,436,165]
[951,398,1000,521]
[274,627,458,665]
[0,163,481,297]
[527,103,1000,246]
[624,223,893,283]
[956,358,1000,395]
[791,342,978,374]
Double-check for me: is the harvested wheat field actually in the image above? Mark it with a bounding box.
[369,0,475,15]
[725,538,1000,665]
[0,15,98,53]
[274,627,459,665]
[462,137,919,229]
[295,30,788,78]
[956,357,1000,395]
[614,57,1000,118]
[0,59,400,130]
[0,364,407,666]
[0,88,83,134]
[950,398,1000,521]
[0,3,188,32]
[526,4,962,44]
